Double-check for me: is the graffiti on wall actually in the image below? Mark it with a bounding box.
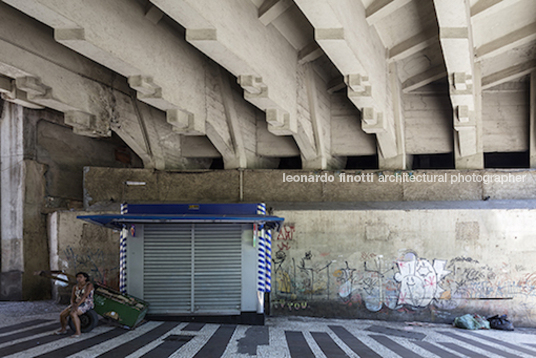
[275,225,295,251]
[394,252,450,308]
[63,246,119,287]
[272,243,536,324]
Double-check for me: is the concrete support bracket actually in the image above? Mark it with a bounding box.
[167,109,204,136]
[345,74,370,93]
[16,76,48,96]
[238,75,265,95]
[129,75,161,96]
[266,108,297,135]
[361,110,385,133]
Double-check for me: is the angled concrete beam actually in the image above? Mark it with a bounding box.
[295,0,399,160]
[482,60,536,89]
[366,0,413,26]
[470,0,524,20]
[402,65,447,93]
[293,122,318,163]
[434,0,481,166]
[379,62,406,169]
[4,0,208,135]
[476,22,536,61]
[215,68,247,169]
[302,64,326,168]
[388,28,437,62]
[258,0,293,26]
[454,63,483,168]
[0,2,207,170]
[0,37,110,137]
[151,0,298,136]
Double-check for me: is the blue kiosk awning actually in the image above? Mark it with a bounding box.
[77,203,284,229]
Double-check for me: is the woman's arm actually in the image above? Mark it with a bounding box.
[70,286,76,305]
[76,283,94,304]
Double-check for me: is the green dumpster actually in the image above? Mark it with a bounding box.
[93,284,149,329]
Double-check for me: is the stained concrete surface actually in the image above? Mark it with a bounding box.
[1,301,536,357]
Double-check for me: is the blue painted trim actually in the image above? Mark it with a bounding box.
[123,203,259,215]
[77,214,284,229]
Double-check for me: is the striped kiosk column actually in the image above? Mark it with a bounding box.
[257,203,267,292]
[265,228,272,292]
[119,225,127,294]
[257,226,266,292]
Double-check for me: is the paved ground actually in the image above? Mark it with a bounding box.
[1,301,536,357]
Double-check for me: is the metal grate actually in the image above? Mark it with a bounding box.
[143,224,242,314]
[144,225,192,314]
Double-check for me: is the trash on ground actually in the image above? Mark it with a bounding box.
[453,314,490,330]
[487,314,515,331]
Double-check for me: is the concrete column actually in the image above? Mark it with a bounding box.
[0,102,24,300]
[531,72,536,168]
[455,63,484,169]
[0,103,50,300]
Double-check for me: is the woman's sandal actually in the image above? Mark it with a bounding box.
[54,330,68,335]
[70,334,81,338]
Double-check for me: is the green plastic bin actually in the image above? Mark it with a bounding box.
[93,284,149,329]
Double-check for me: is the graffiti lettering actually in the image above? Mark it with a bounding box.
[277,242,291,251]
[276,225,295,241]
[63,246,119,287]
[272,299,308,311]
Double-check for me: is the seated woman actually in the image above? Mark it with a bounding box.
[56,271,95,338]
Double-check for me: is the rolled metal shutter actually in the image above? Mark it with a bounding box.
[194,224,242,314]
[144,224,192,314]
[143,224,242,315]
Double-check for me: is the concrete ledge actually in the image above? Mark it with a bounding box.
[83,167,536,209]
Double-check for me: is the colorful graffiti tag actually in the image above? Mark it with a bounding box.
[269,222,536,326]
[394,253,450,308]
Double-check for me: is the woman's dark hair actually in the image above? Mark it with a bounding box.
[75,272,90,281]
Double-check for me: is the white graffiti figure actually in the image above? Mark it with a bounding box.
[394,253,450,308]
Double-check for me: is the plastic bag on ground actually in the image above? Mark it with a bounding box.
[453,314,491,330]
[487,315,514,331]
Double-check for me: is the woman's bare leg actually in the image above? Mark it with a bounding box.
[70,310,81,336]
[58,307,70,333]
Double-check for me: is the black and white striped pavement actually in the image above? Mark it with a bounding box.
[1,315,536,357]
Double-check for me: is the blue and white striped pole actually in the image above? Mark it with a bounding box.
[257,227,266,292]
[119,225,127,294]
[265,228,272,292]
[257,203,266,292]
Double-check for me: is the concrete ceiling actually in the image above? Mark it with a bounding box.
[0,0,535,170]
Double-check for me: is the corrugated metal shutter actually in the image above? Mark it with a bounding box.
[143,224,242,315]
[193,224,242,314]
[144,224,192,314]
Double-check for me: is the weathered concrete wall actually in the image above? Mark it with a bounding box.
[81,166,536,326]
[1,103,143,300]
[25,108,143,209]
[404,89,530,155]
[84,167,536,209]
[22,160,49,300]
[270,209,536,327]
[49,211,120,301]
[0,102,24,300]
